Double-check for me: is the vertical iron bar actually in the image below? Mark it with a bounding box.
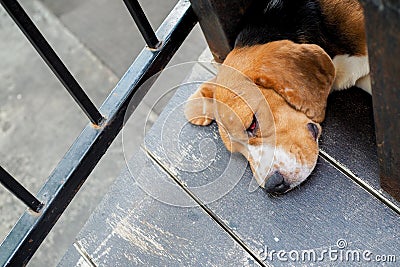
[123,0,161,49]
[360,0,400,201]
[0,166,43,213]
[189,0,254,62]
[0,0,104,125]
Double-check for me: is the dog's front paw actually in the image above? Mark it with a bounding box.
[188,116,214,126]
[184,96,214,126]
[184,81,215,126]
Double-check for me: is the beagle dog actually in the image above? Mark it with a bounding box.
[185,0,370,194]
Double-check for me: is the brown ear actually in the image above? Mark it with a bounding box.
[184,78,216,126]
[247,41,335,123]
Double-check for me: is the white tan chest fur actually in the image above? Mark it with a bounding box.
[332,54,371,94]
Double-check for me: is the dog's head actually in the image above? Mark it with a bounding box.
[185,40,335,194]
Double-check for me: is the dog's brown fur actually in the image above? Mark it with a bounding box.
[319,0,367,56]
[185,0,368,191]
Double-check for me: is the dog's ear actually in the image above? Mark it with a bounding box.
[248,41,335,123]
[184,78,216,126]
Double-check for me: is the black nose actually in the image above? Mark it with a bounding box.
[265,172,290,194]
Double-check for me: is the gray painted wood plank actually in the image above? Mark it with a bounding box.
[321,89,377,182]
[320,88,400,208]
[58,246,83,267]
[58,148,261,266]
[144,60,400,266]
[204,158,400,266]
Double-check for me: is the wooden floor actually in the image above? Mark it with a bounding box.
[59,50,400,266]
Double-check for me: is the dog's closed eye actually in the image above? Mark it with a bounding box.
[246,115,258,137]
[307,123,320,140]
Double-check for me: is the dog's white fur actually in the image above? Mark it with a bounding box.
[332,55,371,94]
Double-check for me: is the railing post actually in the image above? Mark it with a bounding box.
[123,0,161,49]
[0,167,43,212]
[0,0,104,126]
[189,0,254,63]
[360,0,400,201]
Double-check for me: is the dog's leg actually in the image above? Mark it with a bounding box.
[184,79,215,126]
[332,54,370,92]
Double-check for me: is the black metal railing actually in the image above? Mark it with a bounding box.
[0,0,197,265]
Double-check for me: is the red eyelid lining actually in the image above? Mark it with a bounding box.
[247,115,257,132]
[248,121,257,131]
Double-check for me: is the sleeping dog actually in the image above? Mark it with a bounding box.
[184,0,370,194]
